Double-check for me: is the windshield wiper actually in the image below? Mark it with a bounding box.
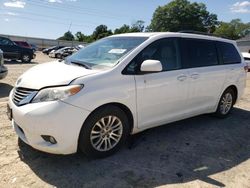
[71,61,92,69]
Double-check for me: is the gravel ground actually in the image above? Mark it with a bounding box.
[0,53,250,188]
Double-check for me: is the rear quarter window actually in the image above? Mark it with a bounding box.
[217,42,241,64]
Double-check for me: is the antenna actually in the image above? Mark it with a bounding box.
[68,21,72,31]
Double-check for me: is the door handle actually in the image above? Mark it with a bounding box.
[190,73,200,79]
[177,75,187,81]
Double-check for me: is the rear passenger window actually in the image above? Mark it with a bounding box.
[217,42,241,64]
[181,38,218,68]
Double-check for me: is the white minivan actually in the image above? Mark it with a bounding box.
[8,32,247,158]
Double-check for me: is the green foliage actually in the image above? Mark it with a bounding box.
[75,32,94,43]
[75,32,85,42]
[114,24,131,34]
[130,20,145,32]
[114,20,145,34]
[57,31,75,41]
[58,1,250,43]
[214,19,250,40]
[92,25,113,40]
[148,0,218,32]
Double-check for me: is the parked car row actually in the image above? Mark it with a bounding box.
[0,36,36,63]
[43,45,82,59]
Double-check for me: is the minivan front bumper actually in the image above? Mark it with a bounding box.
[8,90,90,154]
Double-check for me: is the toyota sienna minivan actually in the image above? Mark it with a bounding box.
[8,32,247,158]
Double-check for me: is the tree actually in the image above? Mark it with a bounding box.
[75,32,85,42]
[148,0,218,33]
[114,24,131,34]
[214,19,250,40]
[57,31,75,41]
[114,20,145,34]
[130,20,145,32]
[92,25,112,40]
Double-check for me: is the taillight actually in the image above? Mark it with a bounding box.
[244,65,249,73]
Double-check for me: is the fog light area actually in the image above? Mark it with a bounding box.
[41,135,57,144]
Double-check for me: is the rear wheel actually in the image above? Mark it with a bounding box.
[215,88,235,118]
[79,105,129,158]
[21,54,31,63]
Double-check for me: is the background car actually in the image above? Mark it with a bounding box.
[30,44,38,52]
[242,52,250,71]
[42,46,65,55]
[61,47,78,59]
[0,37,35,63]
[49,47,77,59]
[14,41,32,49]
[0,49,8,79]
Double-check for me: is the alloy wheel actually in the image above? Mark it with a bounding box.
[90,115,123,152]
[220,93,233,115]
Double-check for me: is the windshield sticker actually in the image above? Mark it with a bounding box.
[108,49,127,54]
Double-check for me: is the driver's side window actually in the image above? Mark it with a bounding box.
[125,38,181,74]
[0,38,13,46]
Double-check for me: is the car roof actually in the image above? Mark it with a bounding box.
[111,32,235,44]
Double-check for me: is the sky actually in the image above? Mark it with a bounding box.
[0,0,250,39]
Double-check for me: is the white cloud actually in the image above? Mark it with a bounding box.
[47,0,77,3]
[4,1,26,8]
[4,18,10,22]
[7,12,18,16]
[48,0,62,3]
[231,1,250,13]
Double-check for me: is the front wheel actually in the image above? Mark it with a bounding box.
[21,54,31,63]
[215,88,235,118]
[55,53,61,59]
[78,105,130,158]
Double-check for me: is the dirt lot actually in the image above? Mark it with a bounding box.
[0,53,250,188]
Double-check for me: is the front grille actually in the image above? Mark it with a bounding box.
[13,87,37,106]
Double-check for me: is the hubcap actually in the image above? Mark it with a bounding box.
[220,93,233,115]
[90,116,123,151]
[23,55,30,62]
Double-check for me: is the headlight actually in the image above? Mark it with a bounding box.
[32,85,83,103]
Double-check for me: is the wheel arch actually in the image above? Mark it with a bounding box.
[225,85,238,104]
[90,102,134,134]
[77,102,135,149]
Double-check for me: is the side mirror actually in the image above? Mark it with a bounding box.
[140,60,162,72]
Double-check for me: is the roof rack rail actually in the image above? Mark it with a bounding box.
[178,30,230,39]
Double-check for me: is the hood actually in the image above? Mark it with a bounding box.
[16,61,99,90]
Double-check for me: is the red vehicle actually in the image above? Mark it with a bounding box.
[14,41,32,49]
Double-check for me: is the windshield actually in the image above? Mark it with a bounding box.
[67,36,148,69]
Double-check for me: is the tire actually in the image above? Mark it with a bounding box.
[79,105,130,158]
[215,88,235,118]
[21,54,31,63]
[55,54,61,59]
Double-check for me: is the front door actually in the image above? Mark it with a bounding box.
[128,38,190,129]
